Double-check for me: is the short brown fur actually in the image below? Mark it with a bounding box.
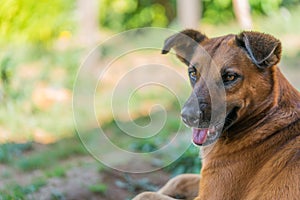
[133,30,300,200]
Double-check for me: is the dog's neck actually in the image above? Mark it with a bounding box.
[199,67,300,199]
[228,66,299,141]
[201,66,300,159]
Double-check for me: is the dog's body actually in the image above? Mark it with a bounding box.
[133,30,300,200]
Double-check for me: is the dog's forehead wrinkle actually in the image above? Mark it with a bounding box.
[220,54,240,70]
[192,36,237,73]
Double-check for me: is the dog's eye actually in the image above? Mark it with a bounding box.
[222,73,238,84]
[188,67,197,82]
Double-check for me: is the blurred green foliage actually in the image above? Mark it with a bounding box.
[0,56,14,87]
[0,0,75,46]
[202,0,234,24]
[1,0,299,44]
[0,54,15,101]
[0,47,80,141]
[202,0,299,24]
[99,0,175,31]
[100,0,300,31]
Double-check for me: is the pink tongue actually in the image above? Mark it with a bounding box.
[193,128,209,145]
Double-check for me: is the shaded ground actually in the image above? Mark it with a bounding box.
[28,159,170,200]
[0,142,173,200]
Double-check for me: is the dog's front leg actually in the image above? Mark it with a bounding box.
[132,192,177,200]
[158,174,200,200]
[132,174,200,200]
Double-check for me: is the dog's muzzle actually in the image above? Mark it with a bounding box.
[181,106,202,127]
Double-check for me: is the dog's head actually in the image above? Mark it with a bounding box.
[162,30,282,146]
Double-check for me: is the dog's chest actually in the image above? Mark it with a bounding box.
[199,160,253,200]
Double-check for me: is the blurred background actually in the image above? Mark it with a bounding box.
[1,0,300,199]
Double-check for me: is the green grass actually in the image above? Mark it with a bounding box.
[13,138,86,171]
[0,142,33,164]
[88,184,108,194]
[50,191,66,200]
[0,178,47,200]
[0,137,86,199]
[46,166,67,178]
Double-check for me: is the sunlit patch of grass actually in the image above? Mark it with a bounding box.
[46,166,67,178]
[88,183,108,194]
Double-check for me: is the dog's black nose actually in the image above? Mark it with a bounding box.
[181,106,202,127]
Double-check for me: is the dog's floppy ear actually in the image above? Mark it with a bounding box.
[162,29,207,66]
[236,31,282,69]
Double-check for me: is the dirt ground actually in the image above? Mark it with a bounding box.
[0,154,171,200]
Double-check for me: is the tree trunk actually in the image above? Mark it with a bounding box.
[77,0,99,46]
[177,0,201,29]
[233,0,253,30]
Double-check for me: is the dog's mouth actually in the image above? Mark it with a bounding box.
[191,107,240,146]
[223,106,240,131]
[192,126,219,146]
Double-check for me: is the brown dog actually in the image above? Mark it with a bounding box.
[133,30,300,200]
